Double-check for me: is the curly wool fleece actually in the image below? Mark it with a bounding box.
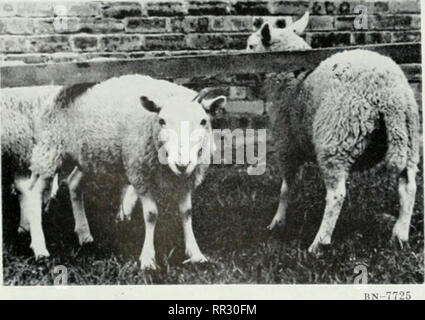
[1,86,62,177]
[270,49,419,179]
[30,75,210,199]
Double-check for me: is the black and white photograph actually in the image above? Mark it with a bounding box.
[0,0,423,290]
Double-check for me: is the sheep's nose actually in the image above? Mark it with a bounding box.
[176,164,188,173]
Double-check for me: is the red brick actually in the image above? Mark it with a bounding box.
[311,1,337,15]
[125,17,168,33]
[99,35,144,52]
[229,86,248,100]
[371,1,390,14]
[270,1,310,15]
[350,31,391,45]
[187,33,249,50]
[307,16,334,31]
[144,34,187,50]
[0,3,17,17]
[188,1,230,15]
[306,32,351,48]
[0,36,28,53]
[210,16,253,32]
[102,2,142,19]
[12,2,101,18]
[336,1,366,15]
[55,2,101,17]
[54,18,124,34]
[0,18,34,34]
[389,0,420,14]
[391,31,421,43]
[72,35,99,52]
[168,17,185,32]
[27,35,71,53]
[32,19,58,34]
[180,16,210,33]
[15,2,54,17]
[369,14,420,30]
[145,1,187,16]
[233,1,271,15]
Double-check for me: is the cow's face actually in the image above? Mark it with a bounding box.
[140,92,226,176]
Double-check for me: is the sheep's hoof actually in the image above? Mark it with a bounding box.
[391,232,410,250]
[307,242,326,257]
[115,210,132,223]
[183,254,209,265]
[267,218,285,230]
[30,242,50,260]
[32,248,50,260]
[78,233,94,246]
[140,257,157,271]
[391,223,410,249]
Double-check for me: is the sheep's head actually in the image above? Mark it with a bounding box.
[246,11,311,52]
[140,90,226,176]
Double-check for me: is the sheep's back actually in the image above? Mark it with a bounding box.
[301,49,412,166]
[1,86,61,173]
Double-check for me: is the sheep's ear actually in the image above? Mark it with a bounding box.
[140,96,160,113]
[290,11,309,35]
[201,96,227,116]
[259,23,271,47]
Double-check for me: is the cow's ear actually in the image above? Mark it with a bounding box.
[201,96,227,116]
[140,96,160,113]
[260,23,271,47]
[290,11,309,35]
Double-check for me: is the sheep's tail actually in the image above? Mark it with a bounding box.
[382,98,420,175]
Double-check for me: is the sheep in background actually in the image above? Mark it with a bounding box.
[1,85,97,258]
[29,75,226,269]
[246,12,420,254]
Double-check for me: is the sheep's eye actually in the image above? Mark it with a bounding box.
[159,118,166,126]
[249,45,254,50]
[200,119,207,126]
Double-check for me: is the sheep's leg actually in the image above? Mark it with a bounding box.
[116,185,138,222]
[179,192,208,264]
[308,172,347,255]
[139,192,158,270]
[268,178,289,230]
[67,168,93,245]
[392,167,417,246]
[268,165,298,230]
[16,176,30,233]
[18,206,30,234]
[16,175,50,259]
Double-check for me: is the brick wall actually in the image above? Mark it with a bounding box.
[0,0,422,119]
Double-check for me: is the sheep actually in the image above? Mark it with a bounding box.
[1,84,98,259]
[246,12,420,254]
[29,74,226,269]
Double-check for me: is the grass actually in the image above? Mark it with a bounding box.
[2,160,424,285]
